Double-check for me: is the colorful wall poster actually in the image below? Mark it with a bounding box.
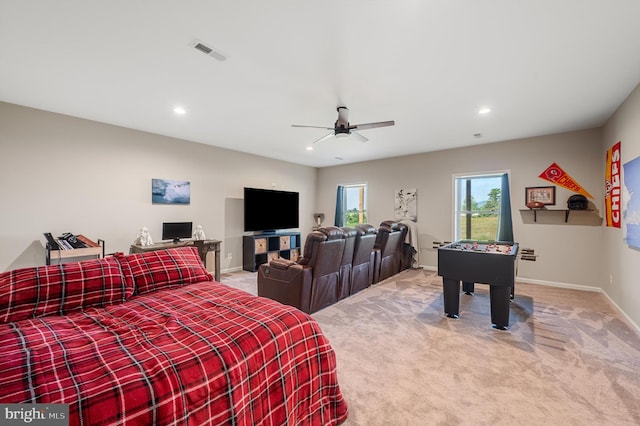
[605,141,622,228]
[623,155,640,249]
[538,162,594,199]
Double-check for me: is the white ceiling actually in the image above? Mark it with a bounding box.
[2,1,640,167]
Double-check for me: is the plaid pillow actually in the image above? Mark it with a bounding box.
[0,256,134,323]
[118,247,213,295]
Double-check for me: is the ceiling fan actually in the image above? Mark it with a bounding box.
[292,106,394,144]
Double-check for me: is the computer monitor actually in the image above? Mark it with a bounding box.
[162,222,192,242]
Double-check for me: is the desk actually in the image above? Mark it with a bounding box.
[437,240,519,330]
[130,239,221,281]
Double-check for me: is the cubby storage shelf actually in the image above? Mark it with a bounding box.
[243,232,301,272]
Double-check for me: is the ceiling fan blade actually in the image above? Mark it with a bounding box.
[352,131,369,143]
[350,120,395,131]
[292,124,334,130]
[312,132,335,144]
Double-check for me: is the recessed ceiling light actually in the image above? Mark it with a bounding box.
[306,146,313,151]
[173,106,187,115]
[478,107,491,115]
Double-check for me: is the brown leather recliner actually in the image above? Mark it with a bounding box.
[257,227,346,313]
[350,224,377,295]
[338,227,357,300]
[386,220,410,275]
[399,222,417,271]
[373,220,405,283]
[396,222,410,271]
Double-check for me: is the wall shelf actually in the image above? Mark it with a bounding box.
[519,209,603,226]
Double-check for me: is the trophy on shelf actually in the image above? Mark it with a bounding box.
[313,213,325,229]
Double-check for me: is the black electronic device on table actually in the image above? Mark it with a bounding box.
[437,240,519,330]
[43,232,59,250]
[60,232,87,249]
[162,222,193,243]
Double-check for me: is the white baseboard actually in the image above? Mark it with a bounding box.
[221,265,245,274]
[599,289,640,335]
[514,276,601,292]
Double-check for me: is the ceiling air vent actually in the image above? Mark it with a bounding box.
[192,39,227,62]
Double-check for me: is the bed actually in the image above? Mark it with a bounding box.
[0,247,348,425]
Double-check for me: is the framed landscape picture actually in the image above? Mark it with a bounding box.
[152,179,191,204]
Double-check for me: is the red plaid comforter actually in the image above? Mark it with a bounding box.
[0,281,348,425]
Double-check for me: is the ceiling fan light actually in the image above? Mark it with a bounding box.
[335,133,349,138]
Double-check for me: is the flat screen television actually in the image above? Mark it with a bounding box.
[162,222,192,242]
[244,187,299,232]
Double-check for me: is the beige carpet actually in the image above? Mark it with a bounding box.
[220,269,640,426]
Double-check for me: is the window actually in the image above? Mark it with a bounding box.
[338,184,367,227]
[454,173,505,241]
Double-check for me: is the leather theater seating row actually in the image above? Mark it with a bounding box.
[257,221,414,314]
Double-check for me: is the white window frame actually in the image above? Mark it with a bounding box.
[342,183,368,227]
[452,170,510,241]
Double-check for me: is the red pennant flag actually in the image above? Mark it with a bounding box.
[538,163,594,199]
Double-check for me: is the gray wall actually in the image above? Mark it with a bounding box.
[602,82,640,327]
[317,129,604,288]
[0,102,317,272]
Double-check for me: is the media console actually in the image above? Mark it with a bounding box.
[243,232,301,272]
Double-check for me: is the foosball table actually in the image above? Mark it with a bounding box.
[437,240,519,330]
